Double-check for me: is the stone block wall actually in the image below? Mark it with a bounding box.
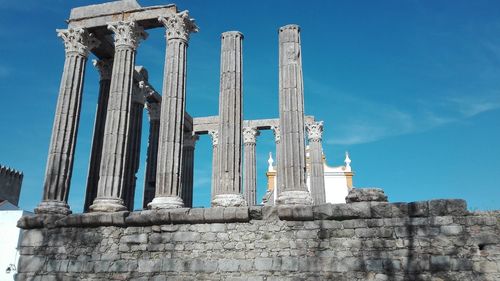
[16,200,500,280]
[0,164,23,206]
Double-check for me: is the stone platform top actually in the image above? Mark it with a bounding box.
[18,199,469,229]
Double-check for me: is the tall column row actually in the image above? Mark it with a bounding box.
[143,103,161,208]
[306,121,326,204]
[212,31,246,207]
[276,25,312,205]
[83,58,112,212]
[149,12,198,209]
[181,133,198,207]
[36,28,99,215]
[243,127,259,206]
[90,21,148,212]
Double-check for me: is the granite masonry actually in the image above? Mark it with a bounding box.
[16,198,500,280]
[17,1,499,280]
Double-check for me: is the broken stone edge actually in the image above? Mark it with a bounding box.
[17,199,469,229]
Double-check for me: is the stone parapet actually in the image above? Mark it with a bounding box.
[15,198,499,280]
[19,199,469,229]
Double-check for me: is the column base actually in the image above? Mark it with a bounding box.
[212,194,247,207]
[148,196,184,209]
[34,200,72,215]
[89,197,127,212]
[276,190,313,205]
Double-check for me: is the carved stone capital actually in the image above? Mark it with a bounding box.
[159,11,198,42]
[108,21,148,50]
[306,121,323,142]
[243,127,260,145]
[57,28,99,57]
[272,126,281,143]
[208,130,219,146]
[92,59,113,80]
[184,132,199,148]
[146,102,161,121]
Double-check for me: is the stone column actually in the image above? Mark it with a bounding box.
[149,12,198,209]
[122,82,145,211]
[243,127,259,206]
[90,21,147,212]
[208,130,219,200]
[35,28,99,215]
[272,126,281,204]
[83,58,113,212]
[143,102,161,209]
[212,31,246,207]
[306,121,326,204]
[181,133,198,208]
[276,25,312,205]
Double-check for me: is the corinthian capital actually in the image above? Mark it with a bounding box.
[92,59,113,80]
[243,127,260,145]
[57,28,100,57]
[108,21,148,50]
[158,11,198,42]
[306,121,323,142]
[208,130,219,146]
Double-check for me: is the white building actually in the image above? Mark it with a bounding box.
[264,149,354,204]
[0,200,30,280]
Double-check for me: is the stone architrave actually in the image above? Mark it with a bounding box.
[306,121,326,204]
[212,31,246,207]
[143,102,161,209]
[83,58,113,212]
[35,28,99,215]
[208,130,219,200]
[180,133,198,208]
[149,12,198,209]
[90,21,147,212]
[243,127,259,206]
[276,25,312,205]
[122,82,146,211]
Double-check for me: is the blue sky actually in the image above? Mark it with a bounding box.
[0,0,499,212]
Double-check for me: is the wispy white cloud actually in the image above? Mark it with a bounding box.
[325,95,500,145]
[307,71,500,146]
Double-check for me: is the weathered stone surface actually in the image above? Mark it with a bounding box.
[150,12,197,209]
[16,200,500,280]
[276,25,312,206]
[346,188,388,203]
[212,31,246,207]
[278,205,313,221]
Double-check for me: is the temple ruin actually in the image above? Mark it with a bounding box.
[16,1,499,280]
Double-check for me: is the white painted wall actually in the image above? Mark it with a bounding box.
[0,209,27,280]
[267,151,353,205]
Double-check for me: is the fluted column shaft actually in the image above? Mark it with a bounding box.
[149,12,198,209]
[307,122,326,204]
[243,127,259,206]
[209,130,219,200]
[212,31,246,207]
[122,84,145,211]
[36,28,98,215]
[90,21,147,212]
[84,59,112,212]
[272,126,281,204]
[181,133,198,208]
[276,25,312,205]
[143,103,160,209]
